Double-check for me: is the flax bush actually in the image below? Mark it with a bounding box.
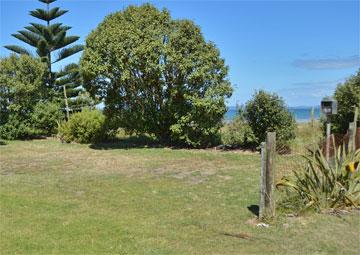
[277,146,360,211]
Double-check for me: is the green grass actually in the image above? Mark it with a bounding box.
[1,139,359,254]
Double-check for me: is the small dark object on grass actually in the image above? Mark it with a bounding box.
[247,205,259,216]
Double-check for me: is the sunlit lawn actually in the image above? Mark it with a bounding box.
[0,139,359,254]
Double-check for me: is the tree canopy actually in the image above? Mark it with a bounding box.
[81,4,232,147]
[0,55,47,139]
[329,69,360,134]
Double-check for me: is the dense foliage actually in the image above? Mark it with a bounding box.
[244,90,296,146]
[31,101,63,135]
[221,116,256,148]
[0,55,50,139]
[277,147,360,211]
[328,70,360,134]
[58,109,105,143]
[80,4,232,147]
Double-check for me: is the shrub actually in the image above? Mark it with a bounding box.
[169,96,229,147]
[244,90,296,146]
[328,69,360,134]
[58,109,105,143]
[0,115,37,140]
[31,101,63,135]
[277,147,360,211]
[80,4,232,148]
[221,116,256,148]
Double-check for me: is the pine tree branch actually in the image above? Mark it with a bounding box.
[4,45,31,55]
[52,45,83,63]
[38,0,57,4]
[11,32,39,47]
[54,36,80,49]
[30,7,68,22]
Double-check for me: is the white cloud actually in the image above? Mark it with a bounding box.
[292,55,359,70]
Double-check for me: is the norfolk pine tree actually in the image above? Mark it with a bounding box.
[4,0,84,118]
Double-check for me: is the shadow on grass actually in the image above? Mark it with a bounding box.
[89,135,164,150]
[247,205,259,217]
[0,135,48,146]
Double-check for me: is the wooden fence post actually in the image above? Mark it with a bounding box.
[349,122,355,152]
[259,132,276,219]
[326,123,331,161]
[352,107,358,149]
[259,142,266,218]
[63,84,70,121]
[310,107,315,128]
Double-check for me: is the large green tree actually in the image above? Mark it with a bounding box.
[81,4,232,147]
[4,0,84,117]
[0,55,48,139]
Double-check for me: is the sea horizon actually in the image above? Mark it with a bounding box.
[225,106,321,122]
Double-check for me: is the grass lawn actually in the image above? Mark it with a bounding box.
[0,139,359,254]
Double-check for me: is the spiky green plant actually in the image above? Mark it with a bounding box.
[277,146,360,211]
[4,0,84,116]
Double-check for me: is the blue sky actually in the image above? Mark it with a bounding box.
[1,0,359,107]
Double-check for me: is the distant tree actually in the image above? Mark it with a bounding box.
[80,4,232,147]
[4,0,84,117]
[244,90,296,146]
[328,70,360,134]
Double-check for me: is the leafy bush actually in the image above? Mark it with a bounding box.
[221,116,256,148]
[31,101,63,135]
[81,4,232,148]
[277,147,360,211]
[0,115,37,140]
[58,109,105,143]
[244,90,296,146]
[169,95,230,147]
[328,69,360,134]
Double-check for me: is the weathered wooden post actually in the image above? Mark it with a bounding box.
[352,107,358,149]
[349,122,355,152]
[259,132,276,219]
[326,123,331,161]
[63,84,70,121]
[259,142,266,218]
[310,107,315,128]
[348,107,358,152]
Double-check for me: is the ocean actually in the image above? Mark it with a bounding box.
[225,106,321,122]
